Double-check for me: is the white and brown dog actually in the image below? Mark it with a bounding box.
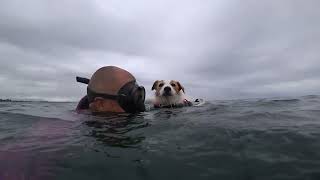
[151,80,192,108]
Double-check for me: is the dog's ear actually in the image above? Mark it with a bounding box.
[177,81,185,93]
[152,80,159,90]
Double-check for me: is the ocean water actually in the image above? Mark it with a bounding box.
[1,95,320,180]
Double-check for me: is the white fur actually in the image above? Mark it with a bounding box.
[152,80,186,106]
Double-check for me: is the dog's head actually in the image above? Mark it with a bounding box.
[152,80,185,97]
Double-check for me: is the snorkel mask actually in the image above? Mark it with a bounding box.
[76,77,146,113]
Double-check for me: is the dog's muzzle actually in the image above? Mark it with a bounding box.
[163,86,172,96]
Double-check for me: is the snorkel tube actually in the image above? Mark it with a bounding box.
[76,76,90,85]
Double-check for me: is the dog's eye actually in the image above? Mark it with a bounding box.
[159,83,164,87]
[171,83,176,87]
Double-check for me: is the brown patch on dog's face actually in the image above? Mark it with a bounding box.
[170,80,185,94]
[152,80,165,96]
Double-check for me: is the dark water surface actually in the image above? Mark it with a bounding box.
[1,95,320,180]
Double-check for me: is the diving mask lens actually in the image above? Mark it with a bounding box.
[117,81,146,112]
[86,81,146,113]
[133,86,145,104]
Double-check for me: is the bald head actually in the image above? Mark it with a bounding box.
[88,66,135,95]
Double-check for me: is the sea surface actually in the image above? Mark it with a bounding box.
[1,95,320,180]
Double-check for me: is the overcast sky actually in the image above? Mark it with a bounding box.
[0,0,319,101]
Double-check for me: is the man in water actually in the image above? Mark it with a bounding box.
[76,66,146,113]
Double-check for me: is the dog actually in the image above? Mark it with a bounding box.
[151,80,192,108]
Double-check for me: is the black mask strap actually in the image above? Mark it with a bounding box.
[87,88,126,102]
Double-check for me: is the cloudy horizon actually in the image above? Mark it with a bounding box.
[0,0,319,101]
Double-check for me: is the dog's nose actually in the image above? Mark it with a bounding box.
[164,86,171,92]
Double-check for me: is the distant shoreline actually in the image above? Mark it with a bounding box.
[0,99,13,102]
[0,99,75,103]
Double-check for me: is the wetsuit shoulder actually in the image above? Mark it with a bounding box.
[76,95,89,110]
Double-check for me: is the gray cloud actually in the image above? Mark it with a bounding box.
[0,0,319,101]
